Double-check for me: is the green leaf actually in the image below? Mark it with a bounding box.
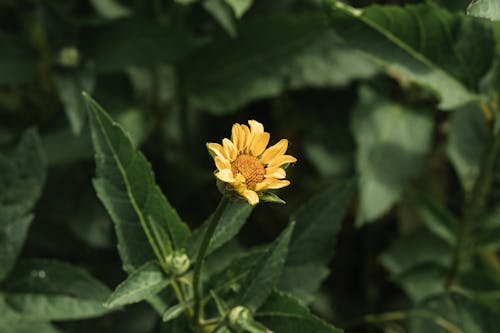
[0,294,26,324]
[380,228,452,302]
[105,261,170,309]
[259,192,286,204]
[0,297,61,333]
[159,316,192,333]
[237,222,294,311]
[352,86,433,224]
[468,0,500,21]
[3,259,111,321]
[186,199,253,258]
[79,18,198,72]
[225,0,253,18]
[447,103,489,193]
[208,247,267,299]
[325,1,495,109]
[85,93,191,272]
[471,211,500,251]
[0,129,46,282]
[459,269,500,312]
[396,263,448,303]
[279,179,355,302]
[203,0,238,38]
[381,228,452,277]
[256,291,343,333]
[408,293,500,332]
[89,0,131,19]
[162,302,190,322]
[183,13,378,113]
[53,69,95,135]
[412,192,458,245]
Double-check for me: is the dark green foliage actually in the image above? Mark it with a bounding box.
[0,130,46,282]
[2,0,500,332]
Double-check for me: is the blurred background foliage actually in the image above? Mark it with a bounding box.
[1,0,500,332]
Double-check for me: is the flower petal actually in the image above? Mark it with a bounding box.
[222,138,238,161]
[266,179,290,189]
[231,124,245,152]
[255,179,290,192]
[216,169,235,183]
[214,156,231,171]
[261,139,288,164]
[250,132,270,156]
[241,124,251,153]
[242,189,259,206]
[207,143,225,159]
[265,167,286,179]
[267,154,297,168]
[248,120,264,134]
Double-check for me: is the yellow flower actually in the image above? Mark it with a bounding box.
[207,120,297,206]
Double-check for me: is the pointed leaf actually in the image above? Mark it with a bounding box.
[85,93,191,272]
[325,1,495,109]
[3,259,111,321]
[208,247,267,298]
[412,192,458,245]
[279,179,354,302]
[225,0,253,18]
[447,103,489,193]
[203,0,238,38]
[162,302,191,322]
[186,199,253,258]
[256,291,343,333]
[0,129,46,282]
[237,222,294,310]
[105,261,169,309]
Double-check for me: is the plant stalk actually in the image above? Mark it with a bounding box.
[193,196,230,325]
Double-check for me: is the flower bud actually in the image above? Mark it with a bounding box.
[228,306,273,333]
[229,306,252,329]
[58,46,80,68]
[165,250,190,276]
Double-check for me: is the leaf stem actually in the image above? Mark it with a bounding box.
[193,196,230,325]
[447,103,500,287]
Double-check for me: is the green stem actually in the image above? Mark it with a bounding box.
[447,107,500,287]
[171,277,193,319]
[193,196,230,325]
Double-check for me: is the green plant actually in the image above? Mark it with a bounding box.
[2,0,500,332]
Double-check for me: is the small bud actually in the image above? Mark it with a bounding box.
[58,46,80,68]
[228,306,273,333]
[165,250,190,276]
[229,306,252,329]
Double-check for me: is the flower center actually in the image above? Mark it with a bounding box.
[231,154,265,190]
